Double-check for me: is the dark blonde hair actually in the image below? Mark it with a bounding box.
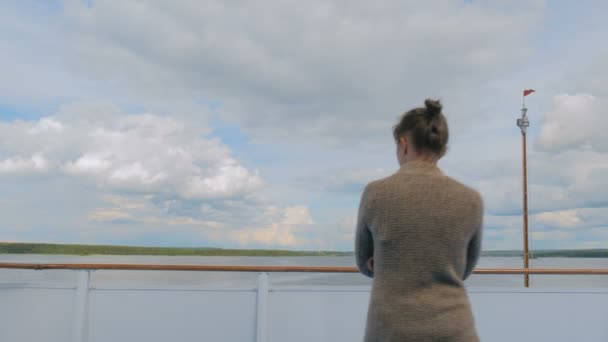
[393,99,449,156]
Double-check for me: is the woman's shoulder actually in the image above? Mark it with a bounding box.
[441,174,484,205]
[363,173,397,193]
[361,178,383,199]
[364,169,482,200]
[360,175,396,205]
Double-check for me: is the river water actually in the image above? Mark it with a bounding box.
[1,254,607,288]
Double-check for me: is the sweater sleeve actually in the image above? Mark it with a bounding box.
[355,184,375,278]
[463,229,482,280]
[463,194,484,280]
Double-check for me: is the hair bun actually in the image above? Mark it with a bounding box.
[424,99,442,118]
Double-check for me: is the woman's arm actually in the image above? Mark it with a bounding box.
[463,229,482,280]
[463,194,484,280]
[355,184,375,278]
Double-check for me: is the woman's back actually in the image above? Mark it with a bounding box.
[357,162,483,341]
[355,99,484,341]
[371,162,482,288]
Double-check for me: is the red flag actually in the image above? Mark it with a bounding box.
[523,89,535,97]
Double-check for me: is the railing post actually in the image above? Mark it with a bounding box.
[72,270,90,342]
[256,272,269,342]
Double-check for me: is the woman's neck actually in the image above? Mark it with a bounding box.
[401,153,438,166]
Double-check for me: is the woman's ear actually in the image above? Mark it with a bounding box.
[399,136,408,155]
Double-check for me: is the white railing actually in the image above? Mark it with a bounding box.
[1,264,608,342]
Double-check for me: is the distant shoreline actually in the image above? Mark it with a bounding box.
[1,242,607,258]
[0,242,351,257]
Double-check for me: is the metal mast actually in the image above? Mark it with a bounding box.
[517,98,531,287]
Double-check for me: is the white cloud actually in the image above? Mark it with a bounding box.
[538,94,608,152]
[0,154,49,173]
[83,187,321,249]
[89,209,132,222]
[88,194,226,229]
[217,205,315,247]
[535,209,582,229]
[530,230,576,241]
[481,206,608,250]
[27,118,64,134]
[0,102,262,200]
[60,0,544,143]
[101,194,148,210]
[533,207,608,231]
[282,206,315,226]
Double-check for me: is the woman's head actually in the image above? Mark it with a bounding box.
[393,99,449,165]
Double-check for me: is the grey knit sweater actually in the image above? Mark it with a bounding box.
[355,161,484,342]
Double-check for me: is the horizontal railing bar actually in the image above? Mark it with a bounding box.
[1,263,608,275]
[474,268,608,275]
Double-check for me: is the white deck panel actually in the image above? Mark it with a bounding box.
[1,272,607,342]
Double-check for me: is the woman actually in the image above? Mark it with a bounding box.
[355,99,484,341]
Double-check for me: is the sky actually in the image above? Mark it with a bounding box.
[1,0,607,251]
